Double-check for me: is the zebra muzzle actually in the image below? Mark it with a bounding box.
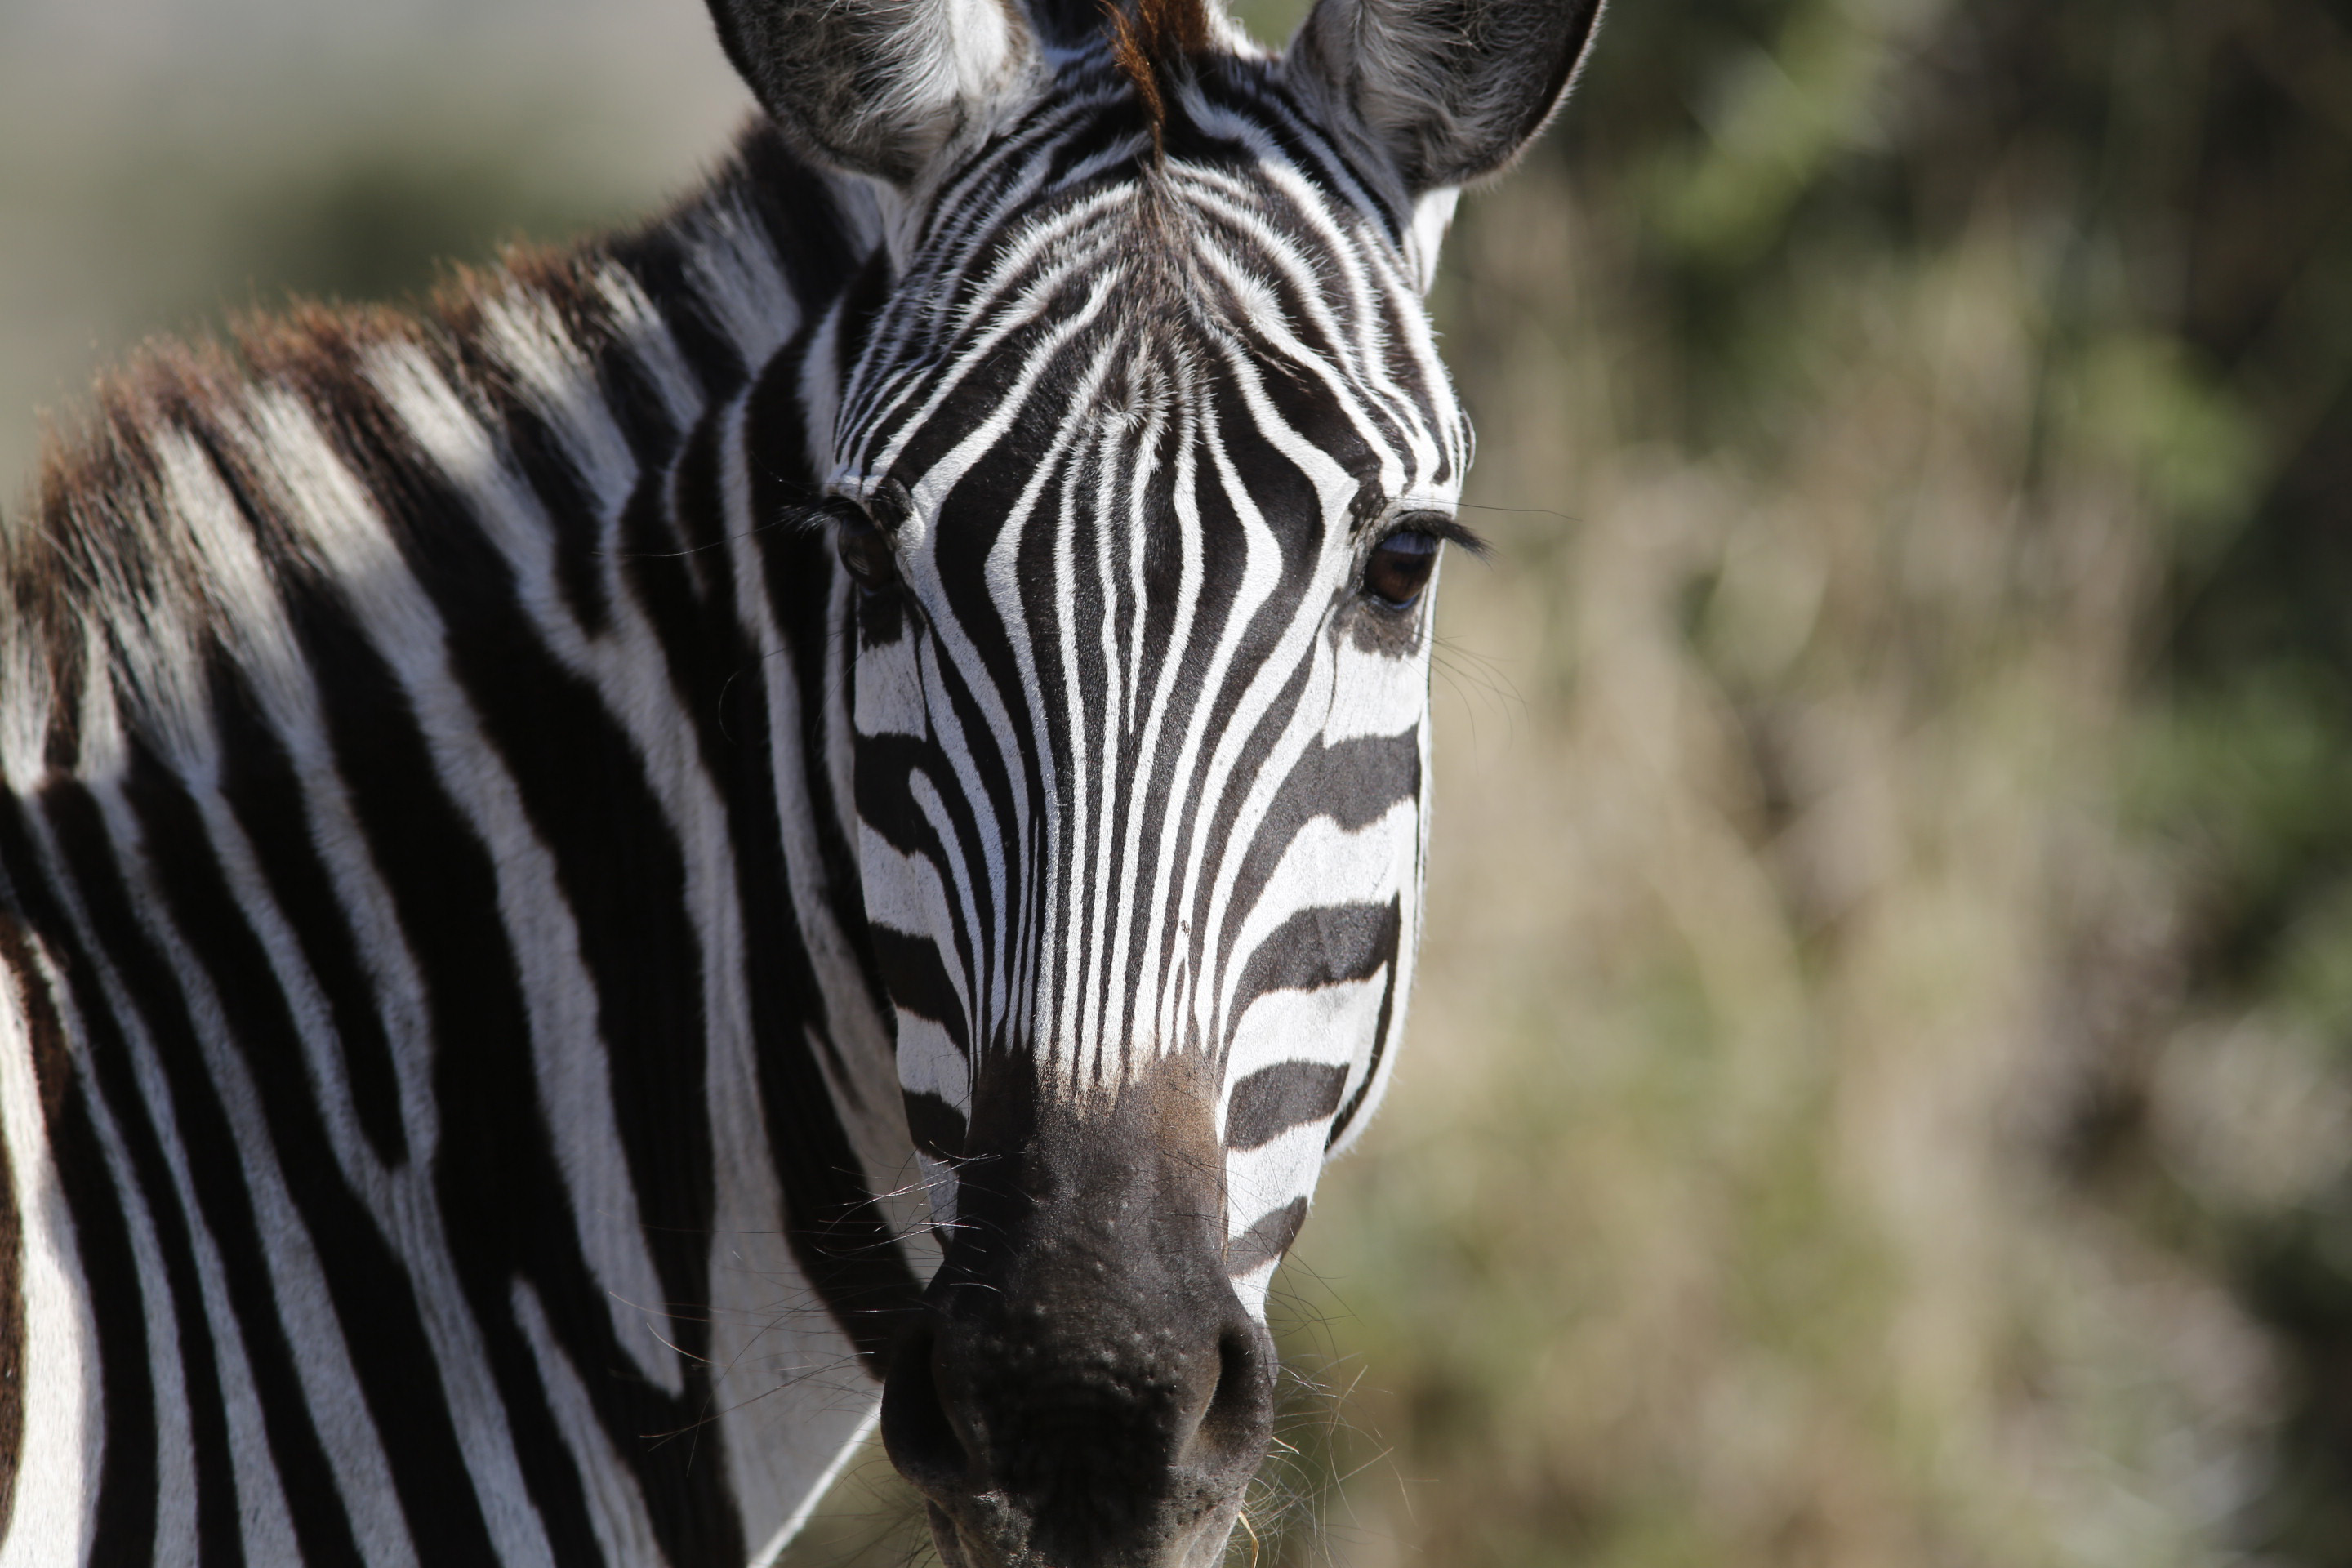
[881,1076,1276,1567]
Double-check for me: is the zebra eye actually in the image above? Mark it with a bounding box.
[829,500,900,596]
[1364,530,1441,609]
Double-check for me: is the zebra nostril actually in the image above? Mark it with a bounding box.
[880,1324,974,1497]
[1186,1319,1276,1472]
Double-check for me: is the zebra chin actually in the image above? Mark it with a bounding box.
[917,1500,1254,1568]
[880,1059,1279,1568]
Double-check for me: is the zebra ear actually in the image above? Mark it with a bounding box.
[1287,0,1605,196]
[705,0,1037,187]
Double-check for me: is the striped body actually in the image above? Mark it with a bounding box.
[0,1,1603,1562]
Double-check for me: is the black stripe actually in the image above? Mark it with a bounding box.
[1325,940,1401,1152]
[621,336,922,1371]
[1223,1061,1348,1153]
[1261,731,1420,837]
[41,631,83,778]
[733,125,873,312]
[125,724,505,1566]
[866,927,971,1054]
[0,846,167,1568]
[581,295,687,476]
[737,408,925,1367]
[310,373,746,1566]
[746,338,894,1037]
[610,227,749,403]
[283,564,614,1568]
[45,777,359,1567]
[903,1092,969,1161]
[1232,898,1401,1005]
[1196,657,1320,987]
[54,1081,163,1567]
[0,969,16,1530]
[478,372,615,639]
[209,660,408,1170]
[1223,1197,1307,1279]
[662,408,729,604]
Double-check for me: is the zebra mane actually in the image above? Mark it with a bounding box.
[1098,0,1217,149]
[0,124,873,793]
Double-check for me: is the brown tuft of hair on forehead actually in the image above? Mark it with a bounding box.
[1100,0,1214,153]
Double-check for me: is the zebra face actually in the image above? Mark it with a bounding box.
[842,252,1459,1568]
[710,0,1601,1560]
[843,160,1463,1564]
[832,140,1471,1290]
[840,131,1461,1568]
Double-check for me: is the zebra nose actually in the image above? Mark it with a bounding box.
[880,1268,1276,1562]
[882,1304,1275,1487]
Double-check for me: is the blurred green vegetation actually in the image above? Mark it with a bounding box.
[1272,2,2352,1564]
[10,2,2352,1565]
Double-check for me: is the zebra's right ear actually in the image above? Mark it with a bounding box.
[705,0,1037,188]
[1286,0,1605,197]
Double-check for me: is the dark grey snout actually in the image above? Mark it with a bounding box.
[882,1072,1276,1568]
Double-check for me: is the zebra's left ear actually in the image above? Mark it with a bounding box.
[705,0,1037,188]
[1286,0,1606,197]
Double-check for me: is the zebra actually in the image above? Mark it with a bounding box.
[0,0,1602,1562]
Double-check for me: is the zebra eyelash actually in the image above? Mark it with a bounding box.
[1374,513,1490,559]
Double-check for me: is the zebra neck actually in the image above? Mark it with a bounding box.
[0,124,927,1566]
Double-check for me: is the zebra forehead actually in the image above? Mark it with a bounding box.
[895,182,1429,354]
[839,189,1464,519]
[844,87,1452,381]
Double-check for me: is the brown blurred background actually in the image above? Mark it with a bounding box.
[7,1,2352,1563]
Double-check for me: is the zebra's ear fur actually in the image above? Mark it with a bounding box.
[705,0,1036,188]
[1286,0,1606,196]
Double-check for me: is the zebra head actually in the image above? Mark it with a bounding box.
[710,0,1600,1561]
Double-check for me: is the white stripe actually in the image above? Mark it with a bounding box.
[897,1013,970,1113]
[1220,802,1417,1027]
[234,390,623,1566]
[0,941,100,1568]
[1322,631,1431,745]
[1215,971,1388,1144]
[510,1280,670,1568]
[10,795,227,1568]
[159,412,546,1554]
[90,776,422,1568]
[859,825,974,1040]
[678,195,802,366]
[1223,1121,1324,1242]
[1228,1258,1280,1321]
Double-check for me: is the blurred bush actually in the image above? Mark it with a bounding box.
[0,0,748,490]
[1258,2,2352,1566]
[9,2,2352,1565]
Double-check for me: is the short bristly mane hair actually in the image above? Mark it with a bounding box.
[0,127,849,769]
[1099,0,1217,147]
